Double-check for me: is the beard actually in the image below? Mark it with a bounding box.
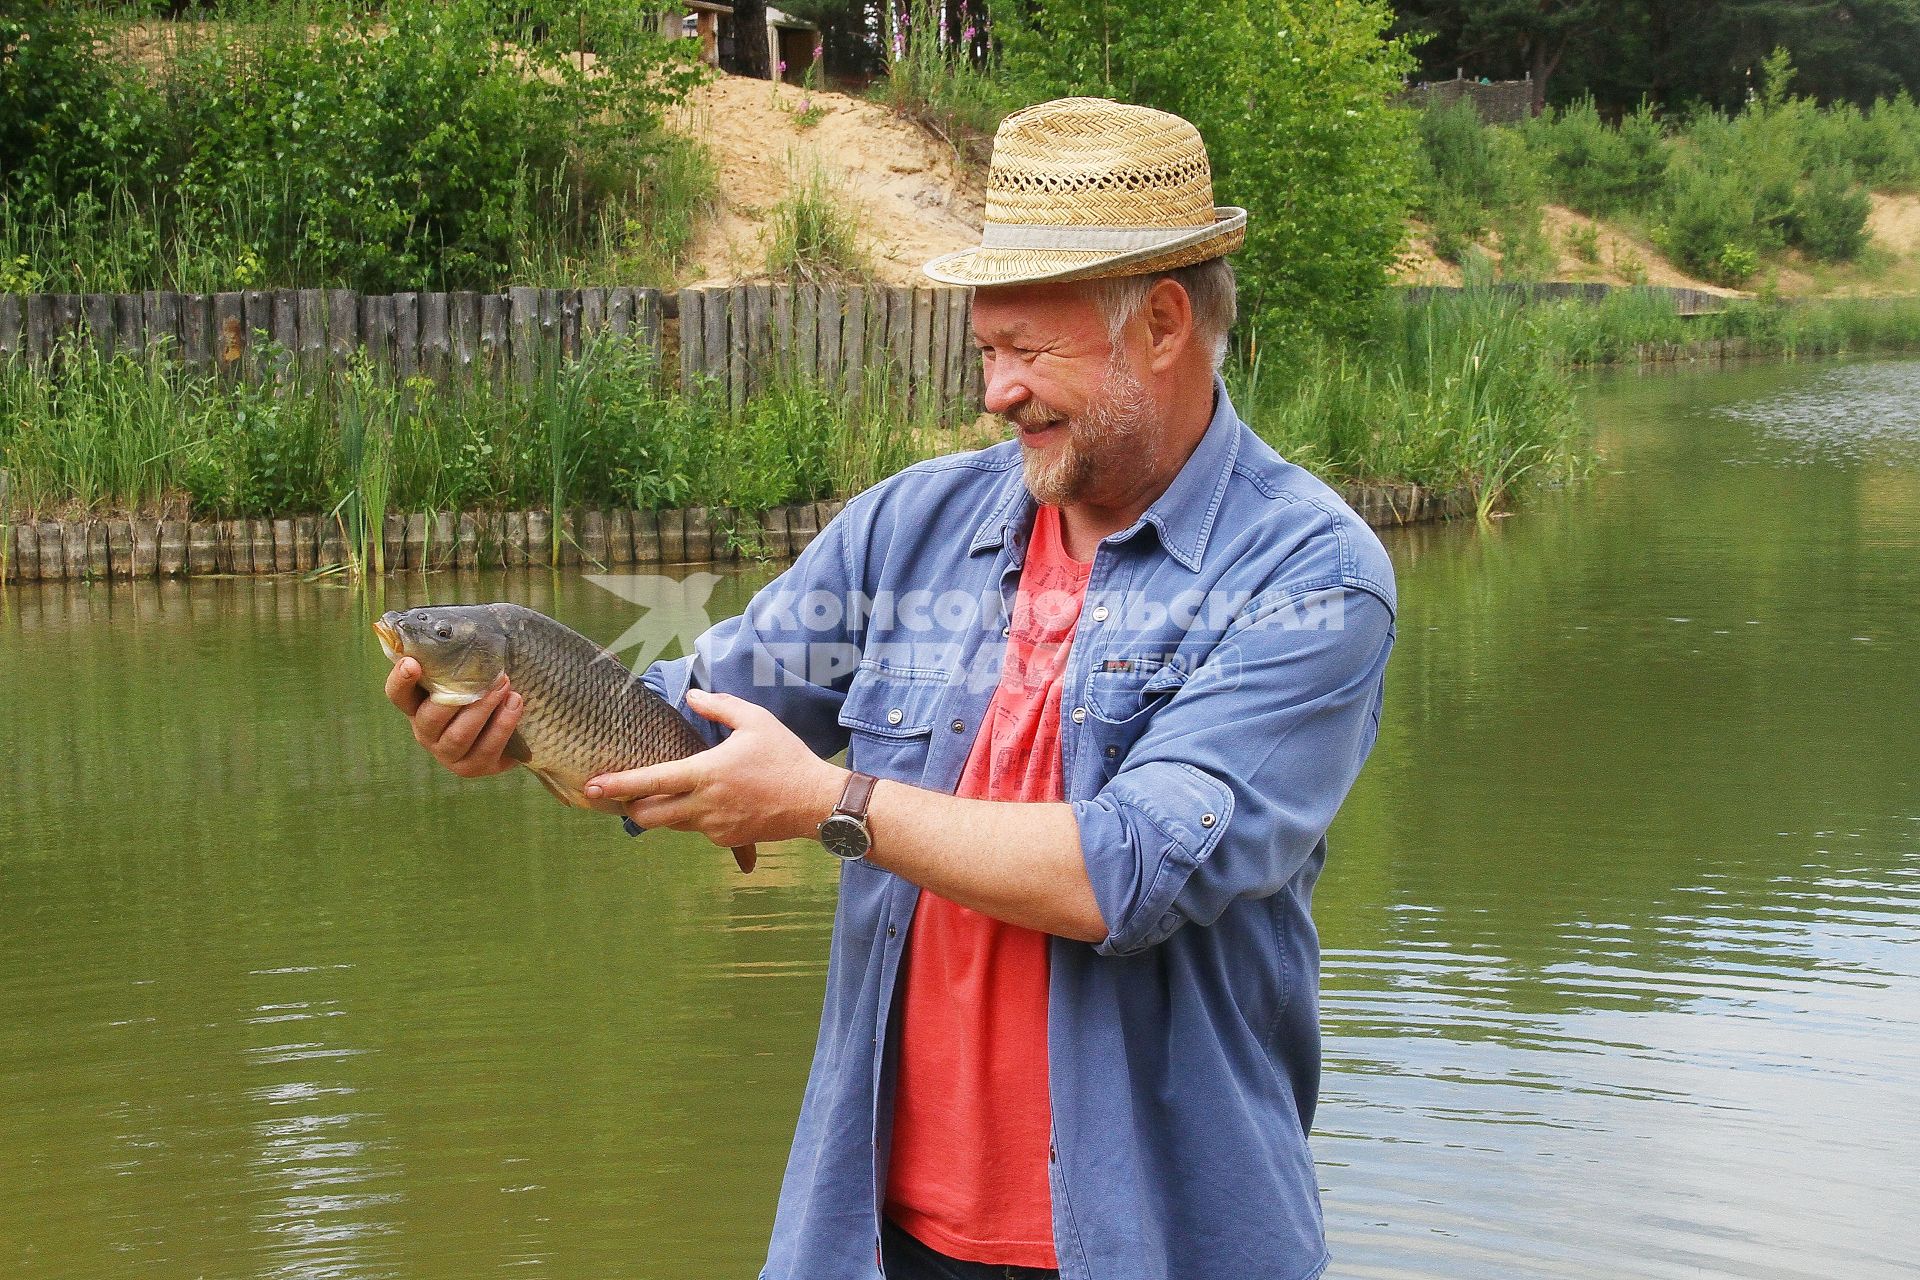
[1012,354,1159,507]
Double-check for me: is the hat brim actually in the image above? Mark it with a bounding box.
[923,208,1247,288]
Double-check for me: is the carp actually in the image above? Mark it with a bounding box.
[375,602,755,872]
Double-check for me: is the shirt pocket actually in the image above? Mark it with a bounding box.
[836,661,949,784]
[1083,655,1189,770]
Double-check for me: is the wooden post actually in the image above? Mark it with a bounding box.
[818,286,843,393]
[480,293,509,382]
[794,285,819,389]
[361,293,396,370]
[657,508,686,563]
[107,519,132,578]
[0,294,20,362]
[911,287,935,409]
[580,288,605,342]
[249,519,273,573]
[509,287,539,385]
[888,286,914,400]
[580,508,608,568]
[271,290,298,381]
[450,291,480,378]
[557,288,580,360]
[608,509,634,565]
[187,521,218,576]
[393,292,420,384]
[456,513,480,569]
[841,285,866,404]
[273,518,296,573]
[215,292,246,378]
[132,518,159,578]
[502,510,529,567]
[759,505,791,559]
[946,289,972,409]
[678,288,705,393]
[25,294,54,362]
[84,294,117,358]
[157,520,186,576]
[243,290,272,373]
[326,289,358,373]
[54,294,83,354]
[420,292,450,381]
[772,285,794,383]
[752,284,775,395]
[606,287,632,340]
[702,288,728,404]
[178,293,213,372]
[726,287,747,411]
[526,510,552,565]
[631,509,660,564]
[927,285,950,409]
[638,288,663,369]
[116,294,146,361]
[788,501,820,553]
[295,289,325,376]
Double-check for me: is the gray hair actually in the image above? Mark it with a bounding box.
[1089,256,1238,371]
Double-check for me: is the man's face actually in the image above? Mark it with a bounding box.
[971,282,1161,507]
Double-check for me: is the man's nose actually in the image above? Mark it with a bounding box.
[981,359,1028,417]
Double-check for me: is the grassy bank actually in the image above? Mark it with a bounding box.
[0,337,940,530]
[9,291,1916,561]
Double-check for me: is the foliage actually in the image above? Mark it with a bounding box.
[995,0,1417,342]
[0,0,712,292]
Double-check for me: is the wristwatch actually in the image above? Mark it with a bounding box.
[818,772,879,861]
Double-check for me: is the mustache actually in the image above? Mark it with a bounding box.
[1006,401,1066,429]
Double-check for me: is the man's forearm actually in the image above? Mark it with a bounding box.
[854,777,1108,943]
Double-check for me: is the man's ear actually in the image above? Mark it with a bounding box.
[1143,277,1195,374]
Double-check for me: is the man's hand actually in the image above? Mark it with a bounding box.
[584,688,845,849]
[384,657,525,778]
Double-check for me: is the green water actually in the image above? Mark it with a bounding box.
[4,358,1917,1279]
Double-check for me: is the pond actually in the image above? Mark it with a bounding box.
[3,358,1916,1279]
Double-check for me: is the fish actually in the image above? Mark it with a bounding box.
[374,602,756,873]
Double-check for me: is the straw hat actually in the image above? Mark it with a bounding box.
[923,97,1246,288]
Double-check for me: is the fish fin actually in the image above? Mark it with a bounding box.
[731,844,758,874]
[504,730,532,764]
[425,688,487,707]
[527,766,585,808]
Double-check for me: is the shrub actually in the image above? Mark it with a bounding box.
[766,163,868,282]
[0,0,712,292]
[1524,97,1669,216]
[1790,164,1872,261]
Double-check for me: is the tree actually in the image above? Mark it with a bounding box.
[996,0,1417,343]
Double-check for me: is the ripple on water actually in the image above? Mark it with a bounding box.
[1714,359,1920,465]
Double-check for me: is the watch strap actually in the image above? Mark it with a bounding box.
[835,771,879,821]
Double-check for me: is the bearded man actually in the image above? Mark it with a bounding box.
[385,98,1396,1280]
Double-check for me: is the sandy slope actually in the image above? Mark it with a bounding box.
[671,75,984,284]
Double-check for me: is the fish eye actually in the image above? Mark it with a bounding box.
[435,623,454,639]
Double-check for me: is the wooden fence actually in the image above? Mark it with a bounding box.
[0,283,984,412]
[1400,282,1732,317]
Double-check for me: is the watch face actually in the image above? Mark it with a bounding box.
[819,813,871,861]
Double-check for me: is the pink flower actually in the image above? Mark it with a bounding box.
[814,39,824,61]
[778,60,788,72]
[963,23,976,41]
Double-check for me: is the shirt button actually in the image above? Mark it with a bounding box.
[886,708,903,726]
[1104,745,1117,758]
[951,719,965,733]
[1002,625,1012,637]
[887,925,897,938]
[1091,605,1109,622]
[1070,706,1086,724]
[1200,812,1217,828]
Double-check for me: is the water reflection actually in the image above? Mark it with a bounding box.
[2,358,1917,1278]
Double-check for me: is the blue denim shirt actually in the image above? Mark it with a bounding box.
[644,379,1396,1280]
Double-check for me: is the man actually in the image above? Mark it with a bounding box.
[384,98,1395,1280]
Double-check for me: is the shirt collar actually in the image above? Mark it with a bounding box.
[969,375,1243,573]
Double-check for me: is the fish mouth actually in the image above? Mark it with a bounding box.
[372,616,405,662]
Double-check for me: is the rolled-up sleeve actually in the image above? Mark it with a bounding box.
[1072,585,1395,956]
[642,509,863,761]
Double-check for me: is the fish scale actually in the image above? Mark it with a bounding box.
[374,602,756,872]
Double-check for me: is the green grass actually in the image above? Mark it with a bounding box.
[0,333,947,534]
[765,164,870,283]
[1230,290,1587,515]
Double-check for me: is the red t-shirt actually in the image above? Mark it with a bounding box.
[883,504,1090,1268]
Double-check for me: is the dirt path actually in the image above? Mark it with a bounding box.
[672,74,984,285]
